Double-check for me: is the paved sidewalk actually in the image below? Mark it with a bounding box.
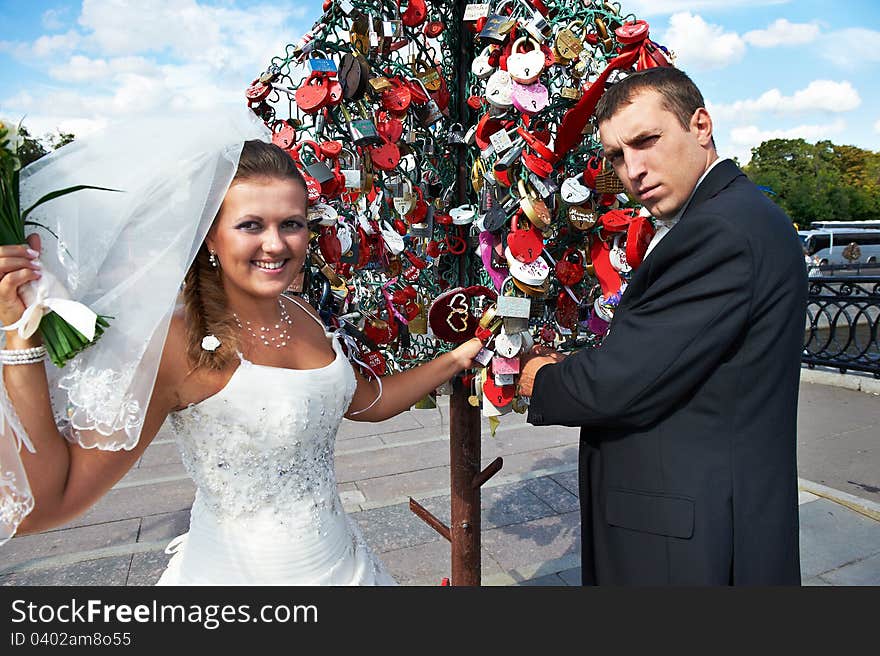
[1,377,877,586]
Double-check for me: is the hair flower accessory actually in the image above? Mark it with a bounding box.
[201,334,221,352]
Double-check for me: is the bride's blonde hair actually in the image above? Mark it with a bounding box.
[183,140,306,370]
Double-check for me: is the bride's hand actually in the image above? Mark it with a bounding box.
[0,234,42,328]
[450,337,484,370]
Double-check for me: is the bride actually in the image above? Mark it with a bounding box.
[0,107,483,585]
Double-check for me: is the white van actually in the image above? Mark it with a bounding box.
[799,228,880,267]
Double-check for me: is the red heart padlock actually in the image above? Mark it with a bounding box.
[616,19,649,45]
[483,367,514,408]
[426,240,442,257]
[424,21,444,38]
[369,136,401,171]
[326,76,343,106]
[582,156,602,189]
[381,78,412,113]
[522,150,554,178]
[245,79,271,102]
[356,226,372,268]
[589,236,622,297]
[295,72,330,114]
[601,208,639,233]
[400,0,428,27]
[364,317,397,346]
[625,215,656,269]
[508,212,544,264]
[403,300,421,321]
[320,140,343,158]
[376,112,404,143]
[318,226,342,264]
[407,78,430,105]
[362,349,388,376]
[271,120,297,150]
[556,290,579,329]
[392,217,407,235]
[555,247,586,286]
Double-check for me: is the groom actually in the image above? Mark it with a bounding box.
[519,67,807,585]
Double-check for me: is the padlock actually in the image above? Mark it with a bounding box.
[555,247,586,286]
[412,78,443,127]
[339,148,362,189]
[507,212,544,264]
[555,21,586,62]
[447,123,466,146]
[561,173,592,205]
[471,45,496,79]
[511,79,549,116]
[294,72,330,114]
[506,37,545,85]
[297,140,334,184]
[308,51,337,74]
[400,0,428,27]
[348,117,384,147]
[478,5,515,44]
[485,69,513,108]
[517,179,551,230]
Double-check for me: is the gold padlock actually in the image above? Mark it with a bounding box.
[554,21,585,62]
[471,158,486,194]
[594,18,614,52]
[568,203,598,231]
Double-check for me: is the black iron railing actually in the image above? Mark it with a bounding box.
[807,263,880,277]
[803,277,880,377]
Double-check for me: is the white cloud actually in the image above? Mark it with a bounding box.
[743,19,819,47]
[41,8,71,31]
[661,12,746,71]
[709,80,861,120]
[727,120,846,164]
[821,28,880,67]
[875,119,880,134]
[47,55,158,83]
[628,0,790,17]
[32,31,83,57]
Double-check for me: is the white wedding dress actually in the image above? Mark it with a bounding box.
[156,302,395,585]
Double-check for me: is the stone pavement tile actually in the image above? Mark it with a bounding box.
[558,567,582,586]
[378,427,446,447]
[516,572,567,586]
[798,498,880,577]
[338,413,424,440]
[2,519,141,572]
[64,479,196,529]
[798,490,820,504]
[819,551,880,586]
[798,427,880,504]
[336,438,452,482]
[489,445,580,478]
[481,425,580,460]
[139,441,183,468]
[128,549,173,586]
[524,477,579,514]
[352,503,443,553]
[116,461,188,488]
[417,482,557,530]
[551,471,580,497]
[0,555,132,586]
[352,465,450,504]
[138,510,191,543]
[378,538,504,586]
[797,384,880,441]
[334,435,386,453]
[481,510,580,572]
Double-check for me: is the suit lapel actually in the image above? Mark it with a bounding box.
[681,159,743,220]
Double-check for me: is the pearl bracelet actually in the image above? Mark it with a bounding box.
[0,346,48,365]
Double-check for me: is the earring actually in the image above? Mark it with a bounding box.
[209,251,218,268]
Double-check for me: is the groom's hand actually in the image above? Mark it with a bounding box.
[517,346,566,397]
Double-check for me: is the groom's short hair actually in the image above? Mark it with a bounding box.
[595,67,707,132]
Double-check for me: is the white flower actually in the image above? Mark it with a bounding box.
[0,117,22,155]
[201,334,221,351]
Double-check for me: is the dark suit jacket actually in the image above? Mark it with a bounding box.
[528,160,806,585]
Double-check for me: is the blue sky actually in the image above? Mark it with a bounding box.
[1,0,878,164]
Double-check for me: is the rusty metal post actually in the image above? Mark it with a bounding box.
[449,375,482,585]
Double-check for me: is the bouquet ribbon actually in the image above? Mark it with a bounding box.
[2,271,97,341]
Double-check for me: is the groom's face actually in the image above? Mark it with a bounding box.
[599,89,715,220]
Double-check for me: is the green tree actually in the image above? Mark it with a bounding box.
[744,138,880,225]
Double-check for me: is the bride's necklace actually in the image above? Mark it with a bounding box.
[233,299,292,348]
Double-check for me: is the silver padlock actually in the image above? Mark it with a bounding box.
[447,123,466,146]
[339,148,362,189]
